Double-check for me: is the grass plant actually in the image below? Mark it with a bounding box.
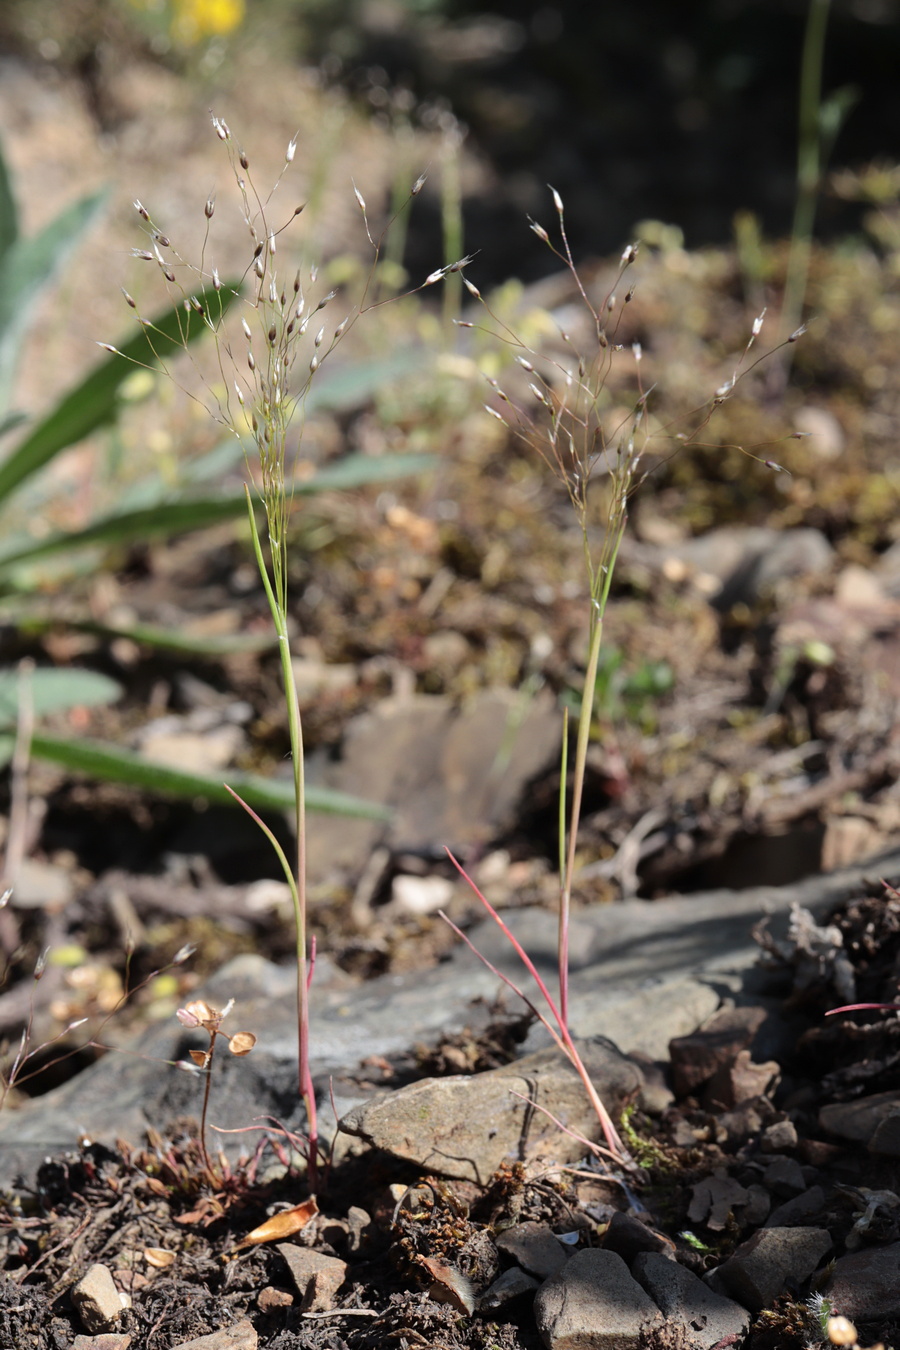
[445,189,806,1169]
[120,113,468,1194]
[115,126,803,1190]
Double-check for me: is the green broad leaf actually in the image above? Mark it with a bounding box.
[0,280,242,508]
[28,732,392,819]
[0,453,435,572]
[0,189,108,415]
[0,667,123,725]
[0,140,18,260]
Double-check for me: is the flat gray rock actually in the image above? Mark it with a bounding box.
[339,1041,642,1184]
[1,846,898,1191]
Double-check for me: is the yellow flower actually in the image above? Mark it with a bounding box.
[170,0,245,45]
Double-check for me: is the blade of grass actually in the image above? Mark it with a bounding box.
[9,615,277,658]
[0,453,435,573]
[27,732,391,819]
[0,281,241,507]
[0,189,108,414]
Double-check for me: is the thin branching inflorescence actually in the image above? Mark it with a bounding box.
[110,115,466,1195]
[451,188,805,1171]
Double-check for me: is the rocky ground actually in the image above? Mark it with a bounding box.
[3,15,900,1350]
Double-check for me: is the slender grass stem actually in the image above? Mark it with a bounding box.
[244,488,317,1192]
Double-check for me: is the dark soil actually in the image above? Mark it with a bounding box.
[5,880,900,1348]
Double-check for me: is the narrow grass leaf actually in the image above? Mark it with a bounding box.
[0,189,108,414]
[10,615,277,658]
[0,280,241,507]
[29,733,392,819]
[0,455,435,572]
[0,139,18,259]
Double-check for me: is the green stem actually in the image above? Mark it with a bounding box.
[244,487,318,1193]
[559,518,626,1029]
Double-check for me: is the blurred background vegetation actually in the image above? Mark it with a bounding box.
[1,0,899,833]
[2,0,899,279]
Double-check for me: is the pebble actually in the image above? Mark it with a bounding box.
[819,1090,900,1145]
[71,1337,132,1350]
[712,1226,832,1312]
[477,1265,539,1311]
[168,1321,257,1350]
[760,1118,799,1153]
[534,1249,662,1349]
[601,1211,674,1262]
[495,1221,570,1280]
[762,1156,807,1197]
[633,1252,749,1350]
[71,1264,130,1334]
[277,1244,347,1312]
[826,1241,900,1320]
[670,1005,768,1098]
[765,1185,825,1228]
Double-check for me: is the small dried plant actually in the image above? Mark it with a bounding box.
[446,189,806,1168]
[174,997,256,1181]
[107,114,465,1194]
